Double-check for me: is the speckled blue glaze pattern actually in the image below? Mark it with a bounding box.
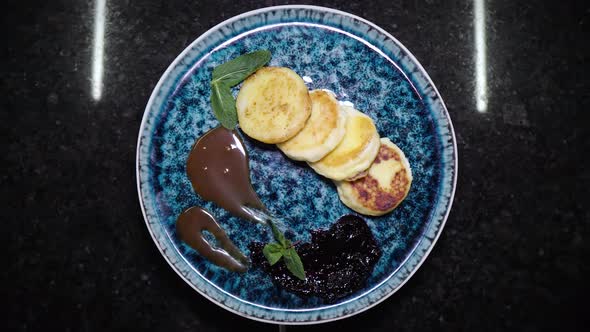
[137,5,456,324]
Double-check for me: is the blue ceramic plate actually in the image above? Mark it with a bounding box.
[136,5,457,324]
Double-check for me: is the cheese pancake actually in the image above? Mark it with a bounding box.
[335,138,412,216]
[308,106,379,181]
[277,90,347,162]
[236,67,311,143]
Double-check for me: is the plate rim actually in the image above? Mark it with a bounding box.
[136,4,458,325]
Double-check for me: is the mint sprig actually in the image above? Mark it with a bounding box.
[262,243,283,265]
[212,50,271,87]
[210,81,238,129]
[262,219,306,280]
[210,50,271,129]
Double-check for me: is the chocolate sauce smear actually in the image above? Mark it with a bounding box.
[250,215,382,302]
[177,206,249,272]
[178,126,266,272]
[186,126,265,221]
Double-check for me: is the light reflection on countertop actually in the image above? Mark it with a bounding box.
[473,0,488,113]
[91,0,106,101]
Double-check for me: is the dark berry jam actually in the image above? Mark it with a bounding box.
[249,214,381,302]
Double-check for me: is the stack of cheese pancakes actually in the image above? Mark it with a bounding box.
[236,67,412,216]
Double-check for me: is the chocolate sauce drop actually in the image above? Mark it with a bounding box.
[177,126,269,272]
[186,126,266,221]
[176,206,249,273]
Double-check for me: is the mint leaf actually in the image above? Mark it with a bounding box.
[262,215,306,280]
[283,247,306,281]
[212,50,271,87]
[263,243,283,266]
[268,219,288,248]
[210,82,238,129]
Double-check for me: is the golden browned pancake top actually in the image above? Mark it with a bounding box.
[318,110,377,167]
[346,142,411,213]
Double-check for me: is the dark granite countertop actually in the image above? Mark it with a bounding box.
[2,1,589,331]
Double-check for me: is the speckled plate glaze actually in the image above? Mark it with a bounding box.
[136,5,457,324]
